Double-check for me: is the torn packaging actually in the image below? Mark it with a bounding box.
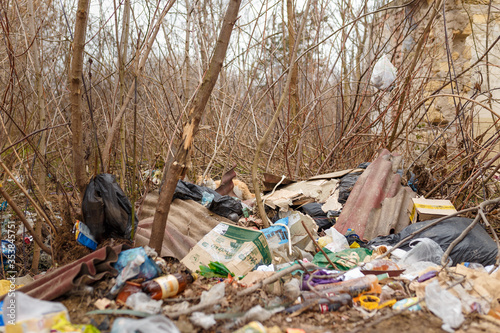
[181,223,272,277]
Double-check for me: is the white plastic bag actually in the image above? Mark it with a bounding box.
[425,280,464,332]
[111,315,180,333]
[3,292,69,331]
[371,55,397,90]
[398,238,446,266]
[125,292,162,314]
[323,227,349,253]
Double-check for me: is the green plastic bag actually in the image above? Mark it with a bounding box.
[313,248,372,270]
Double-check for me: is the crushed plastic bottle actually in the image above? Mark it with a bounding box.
[425,280,464,332]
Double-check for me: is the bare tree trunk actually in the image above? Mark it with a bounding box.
[119,0,131,188]
[184,0,191,102]
[149,0,242,253]
[27,0,47,273]
[70,0,91,194]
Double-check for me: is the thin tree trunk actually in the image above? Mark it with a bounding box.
[119,0,131,188]
[27,0,47,273]
[70,0,91,194]
[149,0,242,253]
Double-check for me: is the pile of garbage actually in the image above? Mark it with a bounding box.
[2,149,500,332]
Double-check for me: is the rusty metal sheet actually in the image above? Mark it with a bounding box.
[135,197,234,258]
[335,149,416,240]
[1,245,124,301]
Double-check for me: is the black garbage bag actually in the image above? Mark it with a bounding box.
[173,180,243,219]
[367,217,498,266]
[82,174,137,242]
[298,203,337,232]
[338,172,363,204]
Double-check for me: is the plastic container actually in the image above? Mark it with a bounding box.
[285,294,352,314]
[305,275,382,297]
[142,272,197,300]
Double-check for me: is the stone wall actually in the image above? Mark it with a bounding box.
[377,0,500,160]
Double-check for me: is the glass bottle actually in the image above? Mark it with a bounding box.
[142,272,197,300]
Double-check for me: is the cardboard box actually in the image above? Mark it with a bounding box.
[181,223,272,277]
[408,198,457,223]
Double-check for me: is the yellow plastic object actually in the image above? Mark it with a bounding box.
[378,299,397,309]
[350,241,360,249]
[359,295,380,311]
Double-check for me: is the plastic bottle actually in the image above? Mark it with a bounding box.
[304,275,382,297]
[461,262,486,271]
[285,294,352,313]
[142,272,197,300]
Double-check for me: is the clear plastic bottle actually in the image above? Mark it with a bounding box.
[142,272,197,300]
[461,262,486,271]
[307,275,382,297]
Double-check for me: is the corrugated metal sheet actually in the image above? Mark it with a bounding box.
[1,245,124,301]
[335,149,416,240]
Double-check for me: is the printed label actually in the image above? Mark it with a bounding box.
[319,303,329,313]
[156,275,179,298]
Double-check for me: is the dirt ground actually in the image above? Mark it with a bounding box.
[53,256,498,333]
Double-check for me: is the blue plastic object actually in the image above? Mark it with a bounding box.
[113,247,161,280]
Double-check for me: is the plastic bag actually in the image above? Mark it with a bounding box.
[298,203,336,231]
[125,292,162,314]
[322,227,349,253]
[313,248,372,270]
[338,172,363,204]
[199,282,225,306]
[398,238,447,266]
[425,280,464,332]
[371,54,397,90]
[3,292,69,331]
[367,217,498,266]
[82,173,137,242]
[111,315,180,333]
[173,180,242,219]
